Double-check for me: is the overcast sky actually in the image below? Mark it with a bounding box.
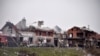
[0,0,100,33]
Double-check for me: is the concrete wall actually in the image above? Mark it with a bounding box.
[2,26,17,37]
[34,30,54,45]
[19,31,36,44]
[16,19,26,30]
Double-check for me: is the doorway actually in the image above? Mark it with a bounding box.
[54,38,58,47]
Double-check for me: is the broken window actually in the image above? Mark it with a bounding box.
[20,37,23,42]
[47,39,51,43]
[69,33,73,38]
[77,33,83,38]
[29,37,33,44]
[48,32,51,36]
[38,38,43,43]
[8,26,12,33]
[39,32,41,36]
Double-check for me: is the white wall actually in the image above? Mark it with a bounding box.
[2,26,17,37]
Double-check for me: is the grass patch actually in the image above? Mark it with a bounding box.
[86,47,100,56]
[0,47,84,56]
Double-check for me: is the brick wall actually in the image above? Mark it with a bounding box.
[67,27,82,38]
[35,30,54,37]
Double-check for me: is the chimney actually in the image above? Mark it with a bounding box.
[21,17,26,29]
[88,25,90,30]
[38,21,43,27]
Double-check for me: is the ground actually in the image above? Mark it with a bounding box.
[0,47,85,56]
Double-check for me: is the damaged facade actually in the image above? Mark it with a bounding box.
[65,26,100,48]
[33,27,54,47]
[0,18,55,47]
[0,18,100,47]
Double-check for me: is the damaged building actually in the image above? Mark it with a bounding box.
[65,26,100,48]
